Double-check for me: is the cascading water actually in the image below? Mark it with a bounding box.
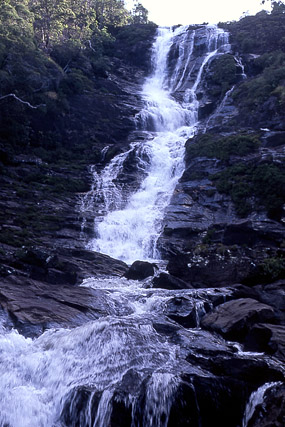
[1,25,282,427]
[85,25,230,264]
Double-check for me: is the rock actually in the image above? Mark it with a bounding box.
[165,297,211,328]
[200,298,276,341]
[232,281,285,325]
[253,280,285,325]
[167,251,257,288]
[262,130,285,148]
[246,383,285,427]
[231,284,260,300]
[168,375,248,427]
[124,260,156,280]
[152,272,191,290]
[14,247,128,285]
[244,324,285,361]
[61,387,102,427]
[0,274,131,337]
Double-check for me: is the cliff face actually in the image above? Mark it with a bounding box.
[157,13,285,288]
[0,24,156,334]
[0,12,284,339]
[0,14,284,427]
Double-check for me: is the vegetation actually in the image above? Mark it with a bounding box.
[220,1,285,54]
[211,163,285,219]
[186,133,260,162]
[0,0,155,166]
[232,50,285,115]
[260,255,285,280]
[205,54,238,99]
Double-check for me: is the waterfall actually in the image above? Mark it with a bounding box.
[84,25,230,264]
[0,277,230,426]
[242,382,282,427]
[0,25,283,427]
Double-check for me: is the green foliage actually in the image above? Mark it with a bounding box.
[112,23,157,48]
[0,0,34,44]
[220,2,285,54]
[207,54,237,98]
[260,255,285,280]
[202,228,217,244]
[212,163,285,218]
[130,2,149,24]
[232,51,285,113]
[0,0,153,161]
[186,133,260,161]
[60,69,93,94]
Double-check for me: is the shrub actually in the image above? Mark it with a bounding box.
[186,133,260,161]
[211,163,285,219]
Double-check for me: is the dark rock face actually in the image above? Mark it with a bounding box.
[59,340,284,427]
[247,383,285,427]
[0,248,128,337]
[124,260,156,280]
[158,134,285,287]
[152,272,191,290]
[200,298,276,341]
[164,296,210,328]
[244,324,285,362]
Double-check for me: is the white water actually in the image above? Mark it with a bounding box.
[242,381,283,427]
[85,25,230,264]
[0,277,230,426]
[3,25,275,427]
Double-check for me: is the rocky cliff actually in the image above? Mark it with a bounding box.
[0,9,284,426]
[0,23,156,333]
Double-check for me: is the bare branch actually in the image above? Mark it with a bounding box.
[63,60,71,73]
[0,93,46,109]
[87,40,96,53]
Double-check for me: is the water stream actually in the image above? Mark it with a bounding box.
[0,26,281,427]
[85,25,230,263]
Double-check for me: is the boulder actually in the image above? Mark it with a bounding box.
[244,323,285,362]
[200,298,276,341]
[13,247,128,285]
[246,383,285,427]
[165,297,211,328]
[152,272,191,290]
[253,280,285,325]
[0,274,130,337]
[124,260,156,280]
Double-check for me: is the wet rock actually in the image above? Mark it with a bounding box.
[152,321,181,336]
[253,280,285,325]
[168,375,248,427]
[165,297,210,328]
[200,356,284,385]
[200,298,276,341]
[244,323,285,361]
[247,382,285,427]
[0,274,126,337]
[152,272,191,290]
[61,387,101,427]
[262,130,285,148]
[198,100,216,119]
[14,247,128,285]
[124,260,156,280]
[61,370,141,427]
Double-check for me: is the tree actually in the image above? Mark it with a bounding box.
[0,0,34,43]
[29,0,75,49]
[131,2,149,24]
[93,0,129,28]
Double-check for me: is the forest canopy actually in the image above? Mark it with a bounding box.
[0,1,150,50]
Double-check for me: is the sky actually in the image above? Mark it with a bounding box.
[125,0,272,26]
